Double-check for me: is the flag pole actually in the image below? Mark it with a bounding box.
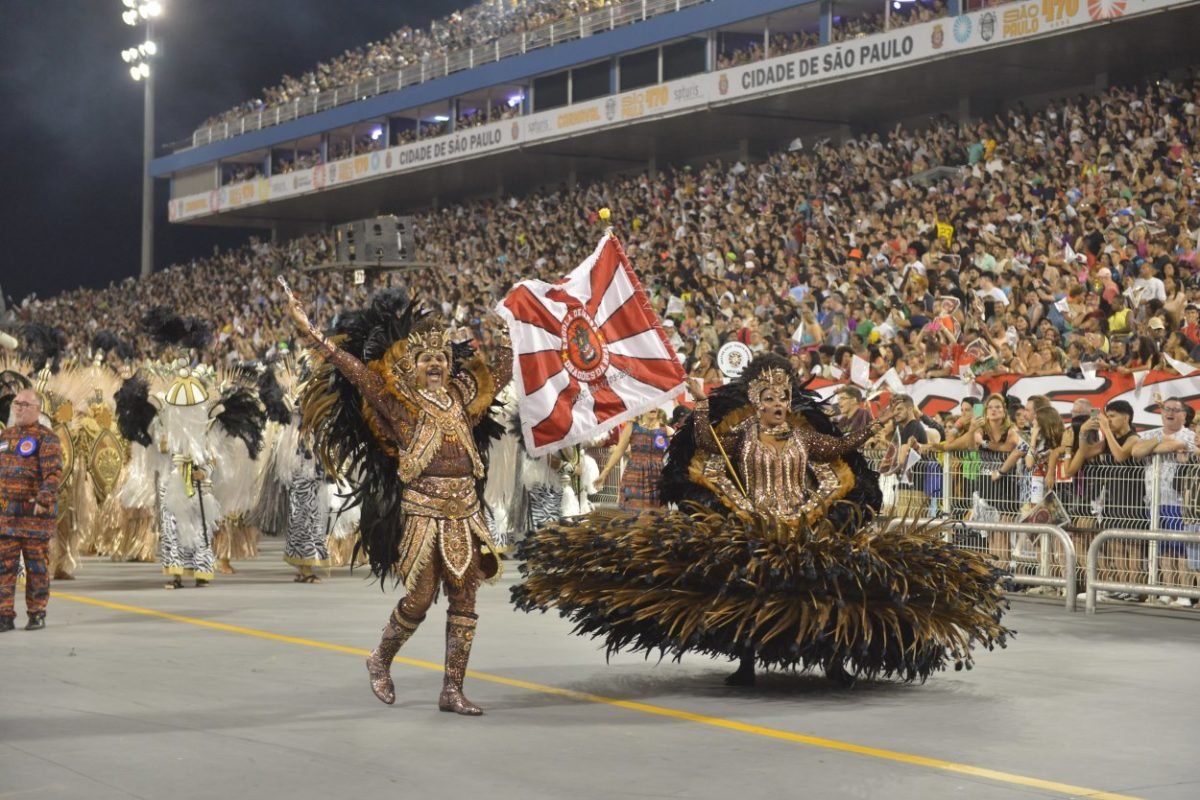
[708,423,748,499]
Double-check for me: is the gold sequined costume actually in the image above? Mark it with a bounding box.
[513,355,1012,686]
[294,289,510,715]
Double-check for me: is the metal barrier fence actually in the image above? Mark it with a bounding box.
[191,0,711,148]
[585,445,622,508]
[1085,529,1200,613]
[856,446,1200,609]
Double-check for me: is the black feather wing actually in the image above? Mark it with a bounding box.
[115,376,158,448]
[300,289,418,587]
[256,369,291,425]
[214,387,267,460]
[19,323,67,372]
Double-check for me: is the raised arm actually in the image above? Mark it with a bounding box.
[285,285,390,416]
[801,407,891,463]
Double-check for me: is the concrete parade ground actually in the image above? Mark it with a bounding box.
[2,537,1197,800]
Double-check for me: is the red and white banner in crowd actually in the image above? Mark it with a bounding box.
[808,370,1200,430]
[497,233,688,455]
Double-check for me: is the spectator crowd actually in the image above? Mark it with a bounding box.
[11,71,1200,392]
[716,0,953,70]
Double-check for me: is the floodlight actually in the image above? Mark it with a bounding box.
[130,65,142,80]
[139,62,150,78]
[144,40,157,55]
[123,9,138,25]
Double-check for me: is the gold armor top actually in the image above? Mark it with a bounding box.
[306,332,512,485]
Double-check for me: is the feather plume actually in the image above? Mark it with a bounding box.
[513,511,1012,681]
[212,386,266,460]
[114,376,158,447]
[19,322,67,372]
[90,330,135,360]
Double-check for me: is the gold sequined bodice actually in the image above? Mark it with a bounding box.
[740,432,810,518]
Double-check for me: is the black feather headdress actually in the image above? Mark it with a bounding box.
[91,330,136,361]
[19,322,67,372]
[141,306,212,351]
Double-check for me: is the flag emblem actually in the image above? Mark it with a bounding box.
[497,233,687,455]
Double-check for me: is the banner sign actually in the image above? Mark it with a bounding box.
[808,369,1200,431]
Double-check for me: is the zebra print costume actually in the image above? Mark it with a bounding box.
[527,485,562,531]
[283,452,330,568]
[157,478,215,580]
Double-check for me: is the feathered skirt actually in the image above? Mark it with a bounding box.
[511,507,1013,682]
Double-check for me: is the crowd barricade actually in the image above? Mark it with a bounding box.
[896,447,1199,608]
[1086,530,1200,613]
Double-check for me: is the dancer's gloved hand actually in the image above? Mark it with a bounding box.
[279,276,316,335]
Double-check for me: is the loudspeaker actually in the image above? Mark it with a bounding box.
[333,215,413,266]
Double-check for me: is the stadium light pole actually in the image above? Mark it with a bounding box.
[121,1,162,278]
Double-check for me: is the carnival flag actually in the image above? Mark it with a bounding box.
[497,232,688,456]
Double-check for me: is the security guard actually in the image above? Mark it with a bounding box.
[1,389,63,631]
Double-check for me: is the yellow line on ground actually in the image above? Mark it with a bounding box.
[54,590,1139,800]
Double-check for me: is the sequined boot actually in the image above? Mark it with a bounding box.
[366,608,422,705]
[438,612,483,716]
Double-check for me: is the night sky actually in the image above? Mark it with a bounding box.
[0,0,466,304]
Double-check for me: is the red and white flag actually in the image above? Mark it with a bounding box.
[497,233,687,456]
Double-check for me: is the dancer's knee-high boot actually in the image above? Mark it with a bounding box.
[366,608,422,705]
[438,612,483,716]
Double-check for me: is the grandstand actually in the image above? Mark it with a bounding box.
[153,0,1200,233]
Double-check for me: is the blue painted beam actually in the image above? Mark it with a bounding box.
[151,0,817,177]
